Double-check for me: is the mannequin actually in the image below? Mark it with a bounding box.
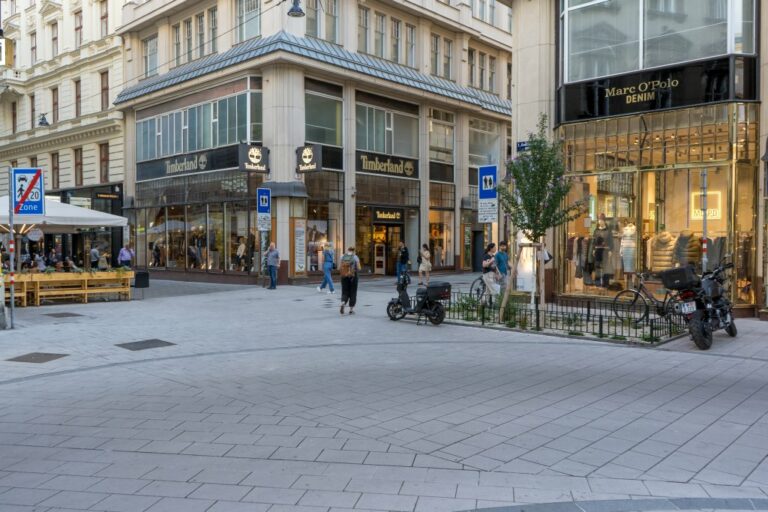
[620,220,637,281]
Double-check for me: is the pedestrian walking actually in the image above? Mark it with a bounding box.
[339,247,360,315]
[118,243,135,268]
[266,242,280,289]
[481,243,500,302]
[495,241,511,289]
[90,244,100,269]
[418,243,432,285]
[317,243,336,294]
[396,241,410,280]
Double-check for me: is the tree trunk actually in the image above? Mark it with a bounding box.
[538,236,546,308]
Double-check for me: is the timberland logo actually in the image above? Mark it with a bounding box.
[240,143,270,173]
[357,152,419,179]
[296,144,321,172]
[605,78,680,104]
[166,154,208,175]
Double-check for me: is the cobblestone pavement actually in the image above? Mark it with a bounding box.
[0,277,767,512]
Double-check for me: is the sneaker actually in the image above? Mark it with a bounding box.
[328,290,335,294]
[349,309,355,315]
[340,305,345,315]
[316,286,322,292]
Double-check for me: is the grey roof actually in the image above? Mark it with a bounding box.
[115,31,512,115]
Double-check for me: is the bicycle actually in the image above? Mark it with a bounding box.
[612,272,680,323]
[469,275,486,303]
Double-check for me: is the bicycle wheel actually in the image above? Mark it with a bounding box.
[469,276,486,303]
[612,289,649,322]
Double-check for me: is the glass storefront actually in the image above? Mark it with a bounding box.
[429,182,455,269]
[558,103,759,306]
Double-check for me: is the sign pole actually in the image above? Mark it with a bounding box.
[8,168,15,329]
[701,169,708,273]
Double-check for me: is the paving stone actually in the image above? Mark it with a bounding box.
[0,487,59,506]
[456,484,516,501]
[87,477,151,494]
[191,468,251,485]
[400,482,456,498]
[299,490,361,508]
[38,490,110,509]
[356,492,418,512]
[39,475,103,491]
[346,479,403,494]
[364,452,415,467]
[144,497,215,512]
[242,486,306,504]
[317,449,368,464]
[188,483,252,501]
[93,494,161,512]
[137,481,202,498]
[414,496,476,512]
[207,501,271,512]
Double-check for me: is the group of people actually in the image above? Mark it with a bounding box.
[481,241,512,298]
[265,242,361,315]
[395,241,434,285]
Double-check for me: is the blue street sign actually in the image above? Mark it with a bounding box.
[256,187,271,214]
[516,141,530,152]
[12,168,45,216]
[478,165,498,200]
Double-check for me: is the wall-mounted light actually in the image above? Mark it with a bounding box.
[38,113,50,127]
[287,0,305,17]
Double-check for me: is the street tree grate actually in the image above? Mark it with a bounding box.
[6,353,69,363]
[45,312,84,318]
[116,339,176,351]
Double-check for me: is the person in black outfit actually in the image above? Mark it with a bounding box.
[396,241,409,280]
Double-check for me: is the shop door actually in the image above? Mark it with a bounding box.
[472,231,484,272]
[386,226,402,276]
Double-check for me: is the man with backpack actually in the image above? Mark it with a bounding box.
[339,247,361,315]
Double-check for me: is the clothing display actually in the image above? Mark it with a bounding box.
[707,237,726,268]
[650,231,676,271]
[672,230,700,267]
[620,224,637,273]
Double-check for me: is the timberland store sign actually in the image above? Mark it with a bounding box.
[239,143,270,173]
[136,146,238,181]
[373,207,404,223]
[356,151,419,179]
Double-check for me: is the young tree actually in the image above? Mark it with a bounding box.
[498,114,587,313]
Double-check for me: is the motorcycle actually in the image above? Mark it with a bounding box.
[387,272,451,325]
[660,261,737,350]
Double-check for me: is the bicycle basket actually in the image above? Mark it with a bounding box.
[660,266,699,290]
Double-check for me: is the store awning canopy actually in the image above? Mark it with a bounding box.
[0,196,128,234]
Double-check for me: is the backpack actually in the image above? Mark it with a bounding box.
[339,254,356,277]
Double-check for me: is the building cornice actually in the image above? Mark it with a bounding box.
[0,118,123,159]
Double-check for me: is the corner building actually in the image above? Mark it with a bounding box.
[115,0,513,281]
[551,0,763,314]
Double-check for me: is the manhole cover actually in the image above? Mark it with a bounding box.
[116,339,176,351]
[7,353,69,363]
[44,312,83,318]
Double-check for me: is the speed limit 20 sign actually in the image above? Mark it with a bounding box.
[12,168,45,216]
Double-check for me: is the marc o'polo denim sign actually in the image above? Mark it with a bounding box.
[558,57,756,122]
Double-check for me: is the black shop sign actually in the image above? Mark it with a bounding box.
[239,143,270,173]
[136,145,239,181]
[558,56,757,122]
[356,151,418,179]
[372,207,404,224]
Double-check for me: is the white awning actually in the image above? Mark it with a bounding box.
[0,196,128,234]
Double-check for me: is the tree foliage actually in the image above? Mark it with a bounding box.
[498,115,587,241]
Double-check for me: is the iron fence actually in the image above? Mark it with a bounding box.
[441,292,688,344]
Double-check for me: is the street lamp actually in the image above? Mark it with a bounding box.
[287,0,305,17]
[38,113,50,127]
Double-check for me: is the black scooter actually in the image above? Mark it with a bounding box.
[387,272,450,325]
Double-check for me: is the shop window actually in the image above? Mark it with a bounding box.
[429,209,454,268]
[306,93,342,146]
[307,200,343,272]
[207,204,224,272]
[356,174,419,206]
[135,209,147,268]
[225,201,251,272]
[147,207,167,268]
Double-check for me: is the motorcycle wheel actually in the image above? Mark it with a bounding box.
[387,302,406,321]
[428,302,446,325]
[689,310,713,350]
[725,318,738,337]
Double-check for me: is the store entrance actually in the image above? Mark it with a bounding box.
[372,224,402,276]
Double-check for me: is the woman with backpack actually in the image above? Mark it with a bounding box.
[317,243,336,294]
[339,247,361,315]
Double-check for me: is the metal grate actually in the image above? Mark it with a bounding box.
[115,339,176,351]
[44,312,84,318]
[6,353,69,363]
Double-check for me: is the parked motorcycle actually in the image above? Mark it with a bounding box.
[660,261,737,350]
[387,272,451,325]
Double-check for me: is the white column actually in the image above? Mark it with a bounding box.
[343,83,356,251]
[262,64,305,269]
[419,104,430,259]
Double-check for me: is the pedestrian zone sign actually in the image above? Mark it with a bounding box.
[256,187,271,231]
[478,165,498,223]
[12,168,45,216]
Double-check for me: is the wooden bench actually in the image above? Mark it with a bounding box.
[84,273,132,303]
[3,275,31,307]
[32,274,87,306]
